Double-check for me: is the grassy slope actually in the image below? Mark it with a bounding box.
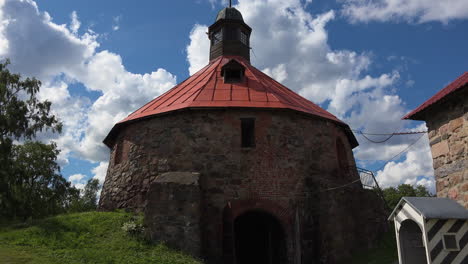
[0,211,201,264]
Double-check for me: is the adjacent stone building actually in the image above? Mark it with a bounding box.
[99,6,387,264]
[404,72,468,208]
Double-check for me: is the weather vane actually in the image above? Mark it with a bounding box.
[229,0,232,7]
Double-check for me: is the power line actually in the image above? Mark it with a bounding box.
[359,133,395,143]
[352,129,427,136]
[352,129,427,144]
[320,178,362,192]
[374,133,426,172]
[320,133,426,192]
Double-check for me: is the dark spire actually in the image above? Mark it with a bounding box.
[208,7,252,62]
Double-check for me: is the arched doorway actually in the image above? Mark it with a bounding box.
[234,210,286,264]
[399,220,428,264]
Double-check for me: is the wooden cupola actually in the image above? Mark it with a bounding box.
[208,7,252,62]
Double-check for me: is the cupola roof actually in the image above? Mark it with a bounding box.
[216,7,244,22]
[103,56,358,148]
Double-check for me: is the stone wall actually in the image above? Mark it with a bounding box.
[424,89,468,208]
[144,172,201,257]
[99,108,387,264]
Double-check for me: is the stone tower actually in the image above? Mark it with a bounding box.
[404,72,468,208]
[99,6,387,264]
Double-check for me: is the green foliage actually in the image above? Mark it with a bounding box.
[7,142,80,219]
[383,184,434,210]
[0,211,202,264]
[68,179,101,213]
[121,214,145,239]
[0,59,62,143]
[0,59,75,220]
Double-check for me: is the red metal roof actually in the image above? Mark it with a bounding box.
[403,72,468,120]
[104,56,356,147]
[118,56,343,125]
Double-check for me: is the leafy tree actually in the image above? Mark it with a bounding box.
[0,59,75,220]
[69,179,102,212]
[9,142,80,218]
[383,184,434,210]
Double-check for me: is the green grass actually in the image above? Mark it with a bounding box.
[350,228,398,264]
[0,211,202,264]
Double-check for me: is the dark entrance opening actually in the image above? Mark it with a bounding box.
[234,211,286,264]
[399,220,428,264]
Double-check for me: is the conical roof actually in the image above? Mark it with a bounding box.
[104,56,356,147]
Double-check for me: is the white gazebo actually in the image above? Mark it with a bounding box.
[388,197,468,264]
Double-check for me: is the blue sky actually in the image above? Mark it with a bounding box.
[2,0,468,192]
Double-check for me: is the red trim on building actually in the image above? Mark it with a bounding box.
[403,72,468,120]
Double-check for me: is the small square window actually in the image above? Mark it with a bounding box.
[443,234,459,251]
[241,118,255,148]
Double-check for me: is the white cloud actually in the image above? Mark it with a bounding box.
[112,15,121,31]
[1,0,436,192]
[342,0,468,24]
[68,173,87,190]
[186,0,433,189]
[186,24,210,75]
[92,161,108,184]
[69,11,80,34]
[0,0,177,166]
[376,134,434,192]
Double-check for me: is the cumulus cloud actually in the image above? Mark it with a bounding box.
[1,0,436,191]
[186,0,433,189]
[69,11,80,34]
[341,0,468,24]
[0,0,177,179]
[376,134,434,193]
[92,162,108,184]
[186,24,210,75]
[68,173,87,190]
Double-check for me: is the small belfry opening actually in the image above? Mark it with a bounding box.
[399,220,428,264]
[234,211,287,264]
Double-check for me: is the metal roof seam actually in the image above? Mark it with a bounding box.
[186,59,223,103]
[161,61,219,109]
[111,55,345,134]
[134,61,214,116]
[171,67,217,106]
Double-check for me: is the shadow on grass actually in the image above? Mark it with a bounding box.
[349,226,398,264]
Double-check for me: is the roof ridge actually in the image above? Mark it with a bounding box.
[122,60,217,122]
[404,71,468,120]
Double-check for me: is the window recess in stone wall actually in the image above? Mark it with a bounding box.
[336,138,349,176]
[114,139,129,164]
[241,118,255,148]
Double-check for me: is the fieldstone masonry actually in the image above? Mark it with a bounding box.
[144,172,201,256]
[425,89,468,208]
[99,108,387,264]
